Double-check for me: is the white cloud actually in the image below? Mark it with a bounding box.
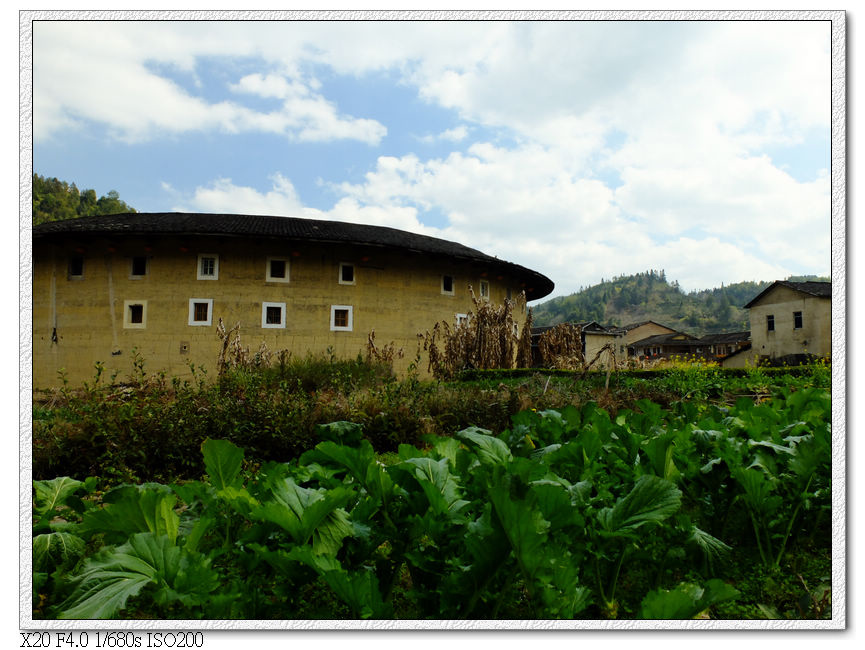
[417,126,469,145]
[34,22,386,145]
[170,174,324,218]
[36,19,832,298]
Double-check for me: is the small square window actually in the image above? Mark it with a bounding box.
[793,311,803,329]
[456,313,469,327]
[442,275,454,295]
[188,299,213,326]
[767,314,775,332]
[123,300,147,329]
[261,302,286,329]
[479,280,490,300]
[330,305,353,331]
[266,257,290,282]
[339,262,355,285]
[68,255,84,279]
[130,256,148,277]
[197,254,219,280]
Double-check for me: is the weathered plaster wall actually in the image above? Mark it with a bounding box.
[748,286,831,360]
[33,235,529,387]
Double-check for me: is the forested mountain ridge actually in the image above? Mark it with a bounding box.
[32,173,137,225]
[531,270,829,337]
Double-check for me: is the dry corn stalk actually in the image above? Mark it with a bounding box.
[538,322,584,370]
[366,329,404,367]
[216,319,276,374]
[515,307,534,368]
[421,289,528,379]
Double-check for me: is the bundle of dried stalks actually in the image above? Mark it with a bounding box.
[538,322,584,370]
[421,289,528,379]
[216,318,273,374]
[366,330,405,367]
[516,307,534,368]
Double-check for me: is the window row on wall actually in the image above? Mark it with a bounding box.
[765,311,804,332]
[67,253,497,298]
[122,299,354,332]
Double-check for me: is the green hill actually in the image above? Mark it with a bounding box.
[32,173,137,225]
[531,271,829,337]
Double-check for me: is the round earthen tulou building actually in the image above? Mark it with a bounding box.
[32,212,554,387]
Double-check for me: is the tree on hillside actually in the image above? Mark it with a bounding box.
[532,272,772,337]
[32,174,137,225]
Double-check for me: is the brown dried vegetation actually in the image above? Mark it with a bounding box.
[420,289,529,379]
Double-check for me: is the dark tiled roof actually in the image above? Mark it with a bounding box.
[34,212,554,299]
[699,331,751,344]
[744,280,831,308]
[531,321,613,336]
[619,320,675,332]
[630,331,700,347]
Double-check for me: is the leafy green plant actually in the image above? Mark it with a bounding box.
[33,361,831,621]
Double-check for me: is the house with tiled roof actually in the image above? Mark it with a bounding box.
[616,321,677,350]
[32,212,554,387]
[740,280,831,363]
[699,331,751,359]
[628,330,703,360]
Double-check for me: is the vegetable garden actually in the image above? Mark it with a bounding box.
[32,356,833,621]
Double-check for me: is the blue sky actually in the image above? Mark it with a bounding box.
[30,17,835,299]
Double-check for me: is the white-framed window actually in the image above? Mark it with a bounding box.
[68,255,84,280]
[261,302,286,329]
[266,257,290,283]
[330,305,353,332]
[479,280,490,300]
[130,256,148,279]
[123,300,147,329]
[339,262,356,285]
[197,254,219,280]
[442,274,455,295]
[455,313,469,327]
[188,298,213,326]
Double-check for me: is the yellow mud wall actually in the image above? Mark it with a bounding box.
[622,322,676,347]
[32,236,530,388]
[748,286,831,360]
[583,333,624,369]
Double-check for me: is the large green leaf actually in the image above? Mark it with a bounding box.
[639,579,739,619]
[315,421,365,446]
[33,532,86,572]
[598,475,682,534]
[59,533,218,619]
[529,479,585,530]
[488,488,549,581]
[201,438,244,491]
[310,440,398,504]
[287,547,391,618]
[733,467,779,517]
[401,456,470,519]
[641,431,681,482]
[254,478,353,555]
[34,477,83,521]
[457,427,513,466]
[80,485,179,544]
